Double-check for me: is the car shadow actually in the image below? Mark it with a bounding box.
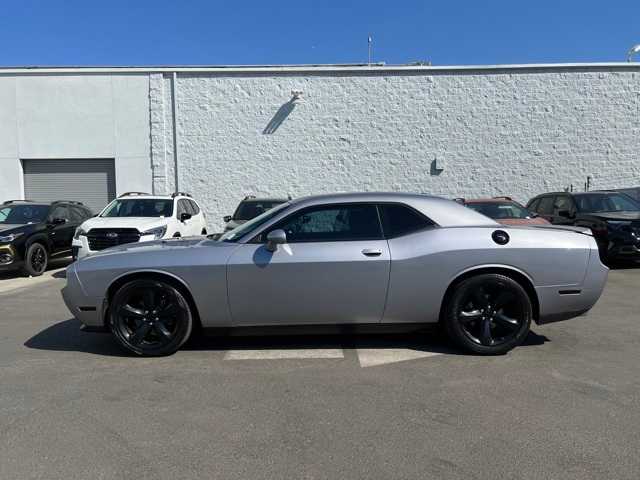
[24,318,549,358]
[0,257,72,281]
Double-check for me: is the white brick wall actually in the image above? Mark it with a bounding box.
[149,68,640,230]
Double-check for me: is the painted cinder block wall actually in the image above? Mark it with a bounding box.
[149,66,640,230]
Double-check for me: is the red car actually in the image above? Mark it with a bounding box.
[455,197,550,226]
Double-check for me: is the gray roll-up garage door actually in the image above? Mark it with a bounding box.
[23,159,116,213]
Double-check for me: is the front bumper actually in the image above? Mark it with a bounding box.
[0,244,23,271]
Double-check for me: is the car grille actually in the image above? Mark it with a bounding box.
[87,228,141,251]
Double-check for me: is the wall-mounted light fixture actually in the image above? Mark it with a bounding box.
[291,90,304,104]
[627,44,640,62]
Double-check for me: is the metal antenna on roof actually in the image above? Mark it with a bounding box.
[368,35,372,65]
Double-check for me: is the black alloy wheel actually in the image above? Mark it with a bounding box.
[444,274,532,355]
[110,279,193,356]
[24,243,48,277]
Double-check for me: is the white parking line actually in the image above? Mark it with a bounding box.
[224,349,345,360]
[356,348,443,368]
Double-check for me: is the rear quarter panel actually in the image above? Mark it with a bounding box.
[383,226,593,323]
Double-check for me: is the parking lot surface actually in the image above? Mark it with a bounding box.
[1,267,639,479]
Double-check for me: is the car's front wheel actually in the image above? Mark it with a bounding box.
[23,242,48,277]
[110,279,193,356]
[444,273,532,355]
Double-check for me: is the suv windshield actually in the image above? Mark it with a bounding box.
[466,202,532,219]
[575,193,640,213]
[101,199,174,218]
[233,200,286,221]
[0,204,50,224]
[219,202,290,242]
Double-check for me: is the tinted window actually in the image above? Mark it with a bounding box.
[273,204,382,242]
[537,197,555,215]
[575,193,640,213]
[189,200,200,215]
[50,205,69,221]
[379,204,433,237]
[69,206,86,222]
[234,200,285,221]
[0,204,50,224]
[466,201,532,220]
[101,199,173,218]
[554,195,574,213]
[527,198,540,211]
[177,199,191,216]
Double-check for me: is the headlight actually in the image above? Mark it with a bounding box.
[73,227,87,240]
[141,226,167,240]
[0,232,24,243]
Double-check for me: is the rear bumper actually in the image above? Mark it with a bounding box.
[536,246,609,324]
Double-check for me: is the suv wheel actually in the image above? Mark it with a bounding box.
[444,274,532,355]
[23,242,48,277]
[110,279,193,356]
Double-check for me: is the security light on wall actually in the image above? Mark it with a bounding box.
[627,44,640,62]
[291,90,304,104]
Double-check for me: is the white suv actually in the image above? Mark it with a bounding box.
[72,192,207,260]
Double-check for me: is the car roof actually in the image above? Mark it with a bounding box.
[464,198,519,204]
[241,198,288,202]
[288,192,498,227]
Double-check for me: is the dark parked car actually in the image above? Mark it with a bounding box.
[526,191,640,263]
[0,200,93,276]
[223,196,289,232]
[610,187,640,203]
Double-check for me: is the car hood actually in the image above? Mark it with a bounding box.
[82,236,234,259]
[0,224,29,233]
[80,216,169,232]
[585,211,640,221]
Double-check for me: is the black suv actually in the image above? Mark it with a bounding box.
[526,191,640,263]
[0,200,93,276]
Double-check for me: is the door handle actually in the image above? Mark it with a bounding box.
[361,248,382,257]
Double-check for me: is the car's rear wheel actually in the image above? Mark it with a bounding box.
[444,274,532,355]
[110,279,193,356]
[23,242,48,277]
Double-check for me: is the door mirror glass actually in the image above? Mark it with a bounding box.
[180,212,192,222]
[266,229,287,252]
[223,215,232,223]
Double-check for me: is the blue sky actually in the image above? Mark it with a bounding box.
[1,0,639,66]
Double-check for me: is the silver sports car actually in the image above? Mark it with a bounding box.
[62,193,608,356]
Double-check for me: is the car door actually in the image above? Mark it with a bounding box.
[226,203,391,326]
[535,196,556,223]
[552,194,577,225]
[48,204,75,254]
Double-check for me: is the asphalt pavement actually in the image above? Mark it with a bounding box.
[0,265,639,479]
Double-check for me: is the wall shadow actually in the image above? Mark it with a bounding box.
[263,100,296,134]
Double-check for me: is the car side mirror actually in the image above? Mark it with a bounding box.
[50,217,67,225]
[558,210,574,219]
[180,212,192,222]
[266,229,287,252]
[223,215,232,223]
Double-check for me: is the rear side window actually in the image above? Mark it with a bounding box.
[272,204,382,242]
[177,199,191,217]
[537,196,555,215]
[189,200,200,215]
[527,198,541,211]
[379,203,434,238]
[69,206,87,222]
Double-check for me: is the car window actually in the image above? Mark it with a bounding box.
[69,206,86,222]
[101,199,173,217]
[379,203,433,237]
[49,205,69,221]
[575,193,640,213]
[537,196,555,215]
[554,195,574,213]
[271,204,382,243]
[189,200,200,215]
[219,202,290,242]
[0,204,50,224]
[465,202,531,220]
[234,200,285,221]
[527,198,540,211]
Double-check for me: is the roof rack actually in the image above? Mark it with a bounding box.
[493,196,513,201]
[52,200,84,205]
[2,199,35,205]
[243,195,256,200]
[453,197,466,204]
[119,192,150,198]
[171,192,192,198]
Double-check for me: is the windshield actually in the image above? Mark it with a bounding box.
[575,193,640,213]
[0,204,50,224]
[219,202,290,242]
[101,199,174,218]
[233,200,286,221]
[466,202,532,219]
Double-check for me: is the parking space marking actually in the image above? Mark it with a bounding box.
[0,268,65,295]
[356,348,443,368]
[224,349,345,360]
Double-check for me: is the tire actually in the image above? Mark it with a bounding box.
[110,279,193,356]
[444,273,532,355]
[201,229,207,235]
[22,242,48,277]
